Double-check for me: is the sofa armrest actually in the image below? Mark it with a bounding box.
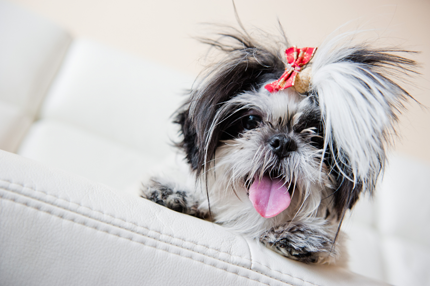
[0,0,71,153]
[0,150,387,286]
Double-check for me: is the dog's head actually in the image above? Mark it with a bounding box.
[175,27,416,225]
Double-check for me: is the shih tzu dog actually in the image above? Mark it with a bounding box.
[141,25,416,264]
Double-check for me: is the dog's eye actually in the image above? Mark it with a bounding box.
[242,115,262,130]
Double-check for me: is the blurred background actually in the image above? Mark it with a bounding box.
[8,0,429,163]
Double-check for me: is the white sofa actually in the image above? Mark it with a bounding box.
[1,1,429,285]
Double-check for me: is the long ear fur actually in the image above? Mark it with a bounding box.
[175,27,287,176]
[310,33,418,215]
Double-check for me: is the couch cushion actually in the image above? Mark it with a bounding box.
[0,103,33,152]
[38,39,193,153]
[343,154,430,285]
[18,39,194,189]
[376,155,430,247]
[381,236,430,286]
[343,223,385,282]
[0,0,71,152]
[18,119,168,191]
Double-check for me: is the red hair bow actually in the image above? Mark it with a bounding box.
[265,46,317,93]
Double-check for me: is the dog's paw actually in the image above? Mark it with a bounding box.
[141,178,209,220]
[260,222,339,264]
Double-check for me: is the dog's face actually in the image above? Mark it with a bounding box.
[210,88,332,221]
[175,29,416,234]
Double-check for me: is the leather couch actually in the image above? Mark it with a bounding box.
[1,1,429,285]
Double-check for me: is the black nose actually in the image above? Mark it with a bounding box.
[268,134,297,158]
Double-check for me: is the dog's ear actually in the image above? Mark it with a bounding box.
[174,107,200,171]
[175,28,286,176]
[310,37,417,216]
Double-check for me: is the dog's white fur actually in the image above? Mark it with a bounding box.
[141,28,416,264]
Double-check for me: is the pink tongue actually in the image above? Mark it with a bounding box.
[249,175,291,218]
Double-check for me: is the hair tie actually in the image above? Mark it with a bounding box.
[265,46,317,94]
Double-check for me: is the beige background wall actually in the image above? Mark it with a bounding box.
[9,0,430,163]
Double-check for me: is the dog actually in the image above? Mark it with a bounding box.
[140,25,417,264]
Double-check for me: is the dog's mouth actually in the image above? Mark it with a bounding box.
[245,172,292,218]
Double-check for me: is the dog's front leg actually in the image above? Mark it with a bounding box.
[141,176,210,220]
[259,219,340,264]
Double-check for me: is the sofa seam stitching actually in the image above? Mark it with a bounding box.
[1,194,297,286]
[0,179,321,286]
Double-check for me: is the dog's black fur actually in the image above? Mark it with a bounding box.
[142,25,417,264]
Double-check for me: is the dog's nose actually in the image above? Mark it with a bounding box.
[268,134,297,158]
